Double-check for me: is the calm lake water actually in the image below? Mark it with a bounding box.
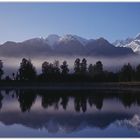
[0,89,140,137]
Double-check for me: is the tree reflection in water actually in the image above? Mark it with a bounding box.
[16,89,37,112]
[0,89,140,112]
[0,91,3,110]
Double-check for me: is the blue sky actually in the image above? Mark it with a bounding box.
[0,2,140,43]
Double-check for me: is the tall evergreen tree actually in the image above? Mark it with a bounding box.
[90,61,104,81]
[119,63,134,82]
[53,60,60,75]
[93,61,103,74]
[74,58,81,74]
[88,64,94,75]
[19,58,36,80]
[60,61,69,75]
[0,60,4,80]
[80,58,87,74]
[136,64,140,81]
[42,61,50,78]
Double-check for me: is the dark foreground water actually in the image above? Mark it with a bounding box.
[0,88,140,137]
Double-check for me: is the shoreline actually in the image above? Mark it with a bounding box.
[0,82,140,91]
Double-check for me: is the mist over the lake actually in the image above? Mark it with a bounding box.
[1,55,139,76]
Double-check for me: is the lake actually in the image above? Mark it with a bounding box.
[0,88,140,137]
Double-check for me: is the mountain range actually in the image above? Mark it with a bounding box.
[0,34,138,58]
[113,33,140,54]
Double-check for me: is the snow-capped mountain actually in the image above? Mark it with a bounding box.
[113,33,140,54]
[0,34,135,57]
[58,34,81,43]
[46,34,88,46]
[113,38,133,47]
[124,40,140,53]
[59,34,88,45]
[85,37,134,57]
[116,114,140,132]
[45,34,60,47]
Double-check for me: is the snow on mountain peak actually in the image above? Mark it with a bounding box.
[59,34,76,42]
[113,33,140,53]
[58,34,88,45]
[113,38,133,47]
[116,114,140,132]
[124,40,140,53]
[46,34,60,47]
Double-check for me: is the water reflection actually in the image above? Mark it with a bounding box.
[0,89,140,137]
[1,89,139,112]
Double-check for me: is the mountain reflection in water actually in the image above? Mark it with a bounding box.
[0,89,140,137]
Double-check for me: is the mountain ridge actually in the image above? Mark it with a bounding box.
[0,34,135,58]
[113,33,140,54]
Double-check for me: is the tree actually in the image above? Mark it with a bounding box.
[80,58,87,74]
[41,60,61,80]
[19,58,36,80]
[0,60,4,80]
[119,63,134,82]
[53,60,60,75]
[0,93,3,110]
[48,63,54,74]
[88,61,103,76]
[42,61,50,78]
[61,96,69,110]
[135,64,140,81]
[16,72,20,80]
[5,76,12,81]
[60,61,69,75]
[88,64,94,75]
[18,90,37,112]
[89,61,104,82]
[93,61,103,74]
[12,73,15,80]
[74,58,81,74]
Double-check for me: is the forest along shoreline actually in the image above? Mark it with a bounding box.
[0,57,140,92]
[1,82,140,91]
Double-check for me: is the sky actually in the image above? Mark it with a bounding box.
[0,2,140,43]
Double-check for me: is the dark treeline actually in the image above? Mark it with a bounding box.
[0,89,140,112]
[0,58,140,82]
